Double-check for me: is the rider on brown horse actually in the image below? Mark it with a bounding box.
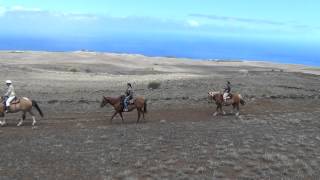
[4,80,16,113]
[123,83,134,112]
[223,81,231,103]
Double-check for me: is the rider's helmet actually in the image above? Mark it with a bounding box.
[127,83,132,87]
[227,81,231,84]
[5,80,12,84]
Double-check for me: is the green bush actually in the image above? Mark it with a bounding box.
[85,68,92,73]
[148,81,161,89]
[69,67,79,72]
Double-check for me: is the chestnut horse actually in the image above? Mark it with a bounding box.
[208,91,246,116]
[100,95,147,123]
[0,96,43,126]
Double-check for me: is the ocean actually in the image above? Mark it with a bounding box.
[0,33,319,67]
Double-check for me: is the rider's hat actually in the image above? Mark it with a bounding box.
[127,83,132,87]
[5,80,12,84]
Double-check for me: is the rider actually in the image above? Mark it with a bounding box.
[223,81,231,102]
[123,83,134,112]
[4,80,16,113]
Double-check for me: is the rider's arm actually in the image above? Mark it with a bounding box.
[127,90,132,97]
[223,85,228,92]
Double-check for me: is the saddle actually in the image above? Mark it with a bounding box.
[11,97,20,104]
[226,93,233,99]
[221,93,233,100]
[1,97,20,104]
[222,93,233,105]
[120,95,134,105]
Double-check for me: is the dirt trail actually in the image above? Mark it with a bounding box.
[1,99,320,179]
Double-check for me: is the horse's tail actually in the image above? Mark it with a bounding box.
[239,94,246,106]
[32,100,44,117]
[144,99,148,113]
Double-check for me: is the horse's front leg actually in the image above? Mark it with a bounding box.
[222,108,226,115]
[119,112,124,123]
[213,105,220,116]
[110,111,118,123]
[0,117,6,126]
[0,112,4,126]
[220,105,226,115]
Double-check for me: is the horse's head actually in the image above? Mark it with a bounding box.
[100,96,109,108]
[208,91,220,103]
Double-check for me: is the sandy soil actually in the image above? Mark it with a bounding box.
[0,51,320,179]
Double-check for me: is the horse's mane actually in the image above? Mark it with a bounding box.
[106,95,124,100]
[208,91,221,97]
[104,96,124,105]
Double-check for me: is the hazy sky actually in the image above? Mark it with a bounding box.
[0,0,320,42]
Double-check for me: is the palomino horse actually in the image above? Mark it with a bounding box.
[100,95,147,123]
[0,96,43,126]
[208,91,246,116]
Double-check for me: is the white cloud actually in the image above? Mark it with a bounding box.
[0,5,99,22]
[187,20,200,27]
[0,5,42,17]
[10,5,42,12]
[56,12,99,21]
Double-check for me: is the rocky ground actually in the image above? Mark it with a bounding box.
[0,51,319,179]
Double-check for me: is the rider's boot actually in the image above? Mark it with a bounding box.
[223,99,228,105]
[123,103,128,112]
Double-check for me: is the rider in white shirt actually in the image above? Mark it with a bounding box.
[4,80,16,113]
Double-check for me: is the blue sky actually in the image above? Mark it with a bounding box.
[0,0,320,42]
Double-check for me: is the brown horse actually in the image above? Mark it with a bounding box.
[100,95,147,123]
[208,91,246,116]
[0,96,44,126]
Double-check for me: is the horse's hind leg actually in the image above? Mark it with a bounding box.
[17,112,26,127]
[142,111,145,121]
[235,104,240,116]
[232,104,236,114]
[28,111,37,126]
[136,109,141,123]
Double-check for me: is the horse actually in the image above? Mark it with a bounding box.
[100,95,147,123]
[208,91,246,116]
[0,96,44,126]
